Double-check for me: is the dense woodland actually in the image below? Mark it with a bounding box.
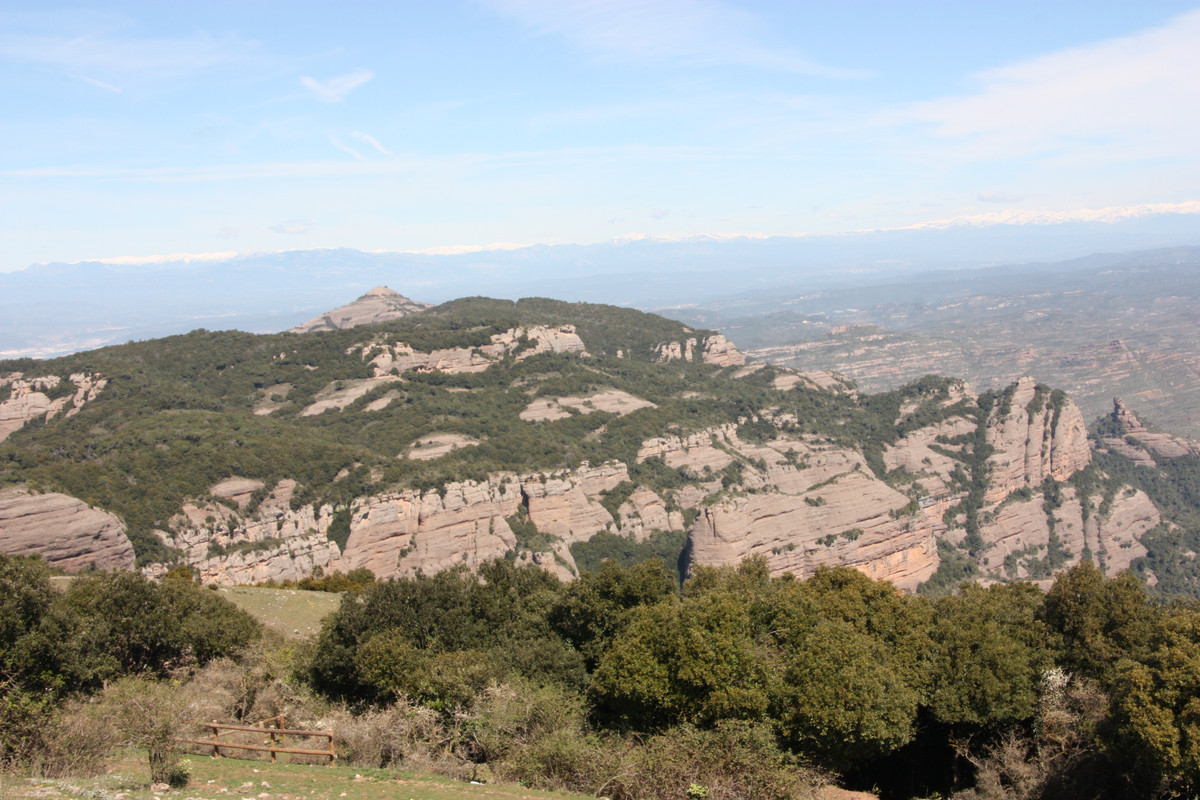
[5,552,1200,800]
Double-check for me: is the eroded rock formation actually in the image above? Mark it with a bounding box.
[0,373,107,442]
[0,487,135,571]
[655,334,746,367]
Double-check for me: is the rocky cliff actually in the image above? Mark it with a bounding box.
[0,487,135,571]
[19,371,1136,593]
[1099,397,1200,464]
[655,333,745,367]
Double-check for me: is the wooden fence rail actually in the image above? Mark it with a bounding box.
[177,714,335,765]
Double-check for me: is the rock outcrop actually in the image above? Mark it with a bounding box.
[0,373,106,443]
[359,324,587,378]
[655,334,746,367]
[519,389,656,422]
[682,433,940,592]
[149,479,343,585]
[289,286,430,333]
[0,488,135,571]
[983,377,1091,503]
[1099,398,1200,464]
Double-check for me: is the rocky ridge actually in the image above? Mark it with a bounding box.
[289,286,431,333]
[0,293,1185,593]
[1099,397,1200,465]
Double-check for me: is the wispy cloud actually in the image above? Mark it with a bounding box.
[329,136,366,160]
[0,19,258,85]
[902,9,1200,161]
[300,69,374,102]
[480,0,864,77]
[77,75,121,93]
[269,219,313,235]
[216,227,239,239]
[350,131,391,155]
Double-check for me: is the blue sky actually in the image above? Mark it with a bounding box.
[2,1,1198,272]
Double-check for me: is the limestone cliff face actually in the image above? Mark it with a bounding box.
[654,334,746,367]
[522,462,627,544]
[143,461,632,584]
[150,479,343,586]
[682,439,939,592]
[0,373,107,443]
[984,377,1091,503]
[0,487,135,571]
[24,369,1152,594]
[342,476,523,579]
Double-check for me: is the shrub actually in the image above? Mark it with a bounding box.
[101,677,192,787]
[605,720,825,800]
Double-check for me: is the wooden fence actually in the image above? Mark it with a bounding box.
[178,715,335,765]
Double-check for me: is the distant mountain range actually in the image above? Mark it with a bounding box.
[1,208,1197,359]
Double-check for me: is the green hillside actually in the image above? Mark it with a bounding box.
[0,297,905,566]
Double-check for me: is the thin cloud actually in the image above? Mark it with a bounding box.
[903,9,1200,161]
[300,69,374,102]
[329,136,367,161]
[481,0,864,77]
[216,227,239,239]
[77,75,121,93]
[269,219,313,235]
[350,131,391,155]
[0,21,258,84]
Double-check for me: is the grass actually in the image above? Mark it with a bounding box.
[0,751,595,800]
[215,587,343,639]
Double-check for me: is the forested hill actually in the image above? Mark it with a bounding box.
[2,294,1199,599]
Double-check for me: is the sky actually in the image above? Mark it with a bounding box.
[2,0,1199,273]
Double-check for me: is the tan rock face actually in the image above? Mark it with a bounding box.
[289,286,431,333]
[654,334,746,367]
[686,468,938,592]
[519,389,656,422]
[152,479,345,586]
[522,462,628,544]
[209,478,266,510]
[362,325,587,378]
[618,487,684,541]
[0,488,135,571]
[971,483,1157,581]
[1106,397,1200,461]
[300,377,402,416]
[637,424,739,475]
[343,476,523,579]
[405,433,481,461]
[0,373,106,443]
[985,377,1091,503]
[701,334,746,367]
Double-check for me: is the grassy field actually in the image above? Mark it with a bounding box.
[215,586,343,639]
[0,752,594,800]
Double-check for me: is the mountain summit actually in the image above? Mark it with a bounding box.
[289,286,430,333]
